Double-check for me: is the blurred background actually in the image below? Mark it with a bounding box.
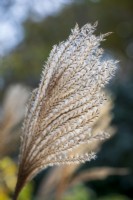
[0,0,133,199]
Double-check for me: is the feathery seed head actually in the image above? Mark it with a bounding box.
[14,22,117,200]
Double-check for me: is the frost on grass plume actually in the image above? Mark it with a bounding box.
[14,22,117,200]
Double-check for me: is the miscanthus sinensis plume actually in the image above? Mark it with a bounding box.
[14,22,117,199]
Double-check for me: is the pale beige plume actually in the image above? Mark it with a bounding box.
[14,22,117,200]
[0,85,29,157]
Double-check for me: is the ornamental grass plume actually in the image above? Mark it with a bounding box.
[0,85,29,157]
[14,22,117,200]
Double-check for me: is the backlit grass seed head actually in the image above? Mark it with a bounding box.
[14,22,117,200]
